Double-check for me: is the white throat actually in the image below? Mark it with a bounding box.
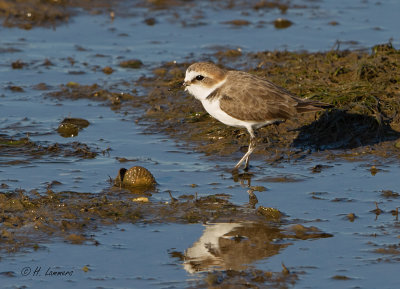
[185,71,226,101]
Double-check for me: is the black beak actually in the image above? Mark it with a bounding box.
[168,81,186,91]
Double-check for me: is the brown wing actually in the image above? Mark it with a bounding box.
[217,71,300,122]
[216,71,331,122]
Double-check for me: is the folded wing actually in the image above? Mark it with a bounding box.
[217,71,331,122]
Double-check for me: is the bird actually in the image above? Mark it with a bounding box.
[183,62,332,171]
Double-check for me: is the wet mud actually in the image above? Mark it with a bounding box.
[47,83,136,105]
[188,266,298,289]
[0,186,331,249]
[0,0,296,30]
[0,135,98,165]
[0,0,119,29]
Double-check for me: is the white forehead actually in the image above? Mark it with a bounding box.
[184,70,201,82]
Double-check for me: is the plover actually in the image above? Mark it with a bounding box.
[183,62,332,171]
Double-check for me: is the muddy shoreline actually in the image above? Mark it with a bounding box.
[1,1,400,287]
[2,42,399,251]
[134,43,400,164]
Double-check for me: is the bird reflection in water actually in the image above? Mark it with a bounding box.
[183,222,288,273]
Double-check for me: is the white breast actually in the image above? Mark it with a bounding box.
[201,98,248,128]
[201,97,278,133]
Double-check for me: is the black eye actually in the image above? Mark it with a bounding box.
[195,75,204,81]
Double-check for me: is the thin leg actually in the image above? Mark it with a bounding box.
[243,137,256,171]
[234,130,257,171]
[244,156,250,171]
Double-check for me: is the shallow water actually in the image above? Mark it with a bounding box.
[1,0,400,288]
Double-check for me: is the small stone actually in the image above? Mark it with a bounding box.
[57,123,79,138]
[66,233,86,244]
[102,66,114,74]
[273,18,293,29]
[257,206,282,220]
[119,59,143,69]
[66,81,79,88]
[346,213,356,222]
[332,275,351,280]
[370,165,379,176]
[8,86,24,92]
[144,17,156,25]
[60,118,90,129]
[82,266,90,272]
[11,60,26,69]
[132,197,149,203]
[223,19,251,26]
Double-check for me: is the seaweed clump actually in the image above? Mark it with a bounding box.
[0,187,332,254]
[0,135,98,165]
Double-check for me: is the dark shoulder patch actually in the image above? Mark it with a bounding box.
[206,89,220,100]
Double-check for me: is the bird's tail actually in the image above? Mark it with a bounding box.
[295,99,333,113]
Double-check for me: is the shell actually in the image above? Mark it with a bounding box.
[115,166,156,188]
